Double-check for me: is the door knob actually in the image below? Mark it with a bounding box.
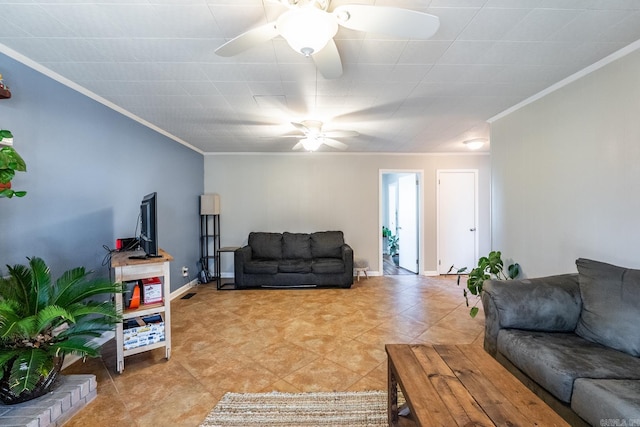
[470,228,476,231]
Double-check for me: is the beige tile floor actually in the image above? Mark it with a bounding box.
[62,274,484,427]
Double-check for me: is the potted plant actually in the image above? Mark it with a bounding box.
[0,129,27,198]
[389,234,399,266]
[0,257,122,404]
[382,226,392,254]
[450,250,520,317]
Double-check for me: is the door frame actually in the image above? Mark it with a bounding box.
[379,169,425,275]
[436,169,479,274]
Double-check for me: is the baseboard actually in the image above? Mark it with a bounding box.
[424,270,439,276]
[169,278,199,300]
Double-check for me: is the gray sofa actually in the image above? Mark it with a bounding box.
[482,258,640,426]
[234,231,353,289]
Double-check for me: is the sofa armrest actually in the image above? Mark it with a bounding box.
[481,273,581,356]
[234,246,252,286]
[341,244,354,272]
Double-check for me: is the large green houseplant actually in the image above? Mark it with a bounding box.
[451,251,520,317]
[0,129,27,198]
[0,257,122,404]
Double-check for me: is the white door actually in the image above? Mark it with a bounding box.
[398,174,418,273]
[437,170,477,274]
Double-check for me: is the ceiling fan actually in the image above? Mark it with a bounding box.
[283,119,359,151]
[215,0,440,79]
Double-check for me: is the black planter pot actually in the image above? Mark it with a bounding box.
[0,356,64,405]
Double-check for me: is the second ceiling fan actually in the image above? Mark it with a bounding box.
[215,0,440,79]
[282,120,359,151]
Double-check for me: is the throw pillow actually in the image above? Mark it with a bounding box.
[575,258,640,357]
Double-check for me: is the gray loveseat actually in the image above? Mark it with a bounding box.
[234,231,353,289]
[482,258,640,426]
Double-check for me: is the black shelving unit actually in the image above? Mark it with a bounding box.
[199,213,219,284]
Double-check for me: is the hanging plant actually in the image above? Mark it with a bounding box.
[0,130,26,198]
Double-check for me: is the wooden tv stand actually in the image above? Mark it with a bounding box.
[111,249,173,373]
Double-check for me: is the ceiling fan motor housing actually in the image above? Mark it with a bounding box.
[277,0,330,11]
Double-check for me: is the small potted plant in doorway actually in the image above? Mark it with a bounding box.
[0,257,122,404]
[382,226,392,254]
[389,234,400,266]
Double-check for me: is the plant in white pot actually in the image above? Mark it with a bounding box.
[0,257,122,404]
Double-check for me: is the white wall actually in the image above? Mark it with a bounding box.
[491,48,640,277]
[204,153,490,275]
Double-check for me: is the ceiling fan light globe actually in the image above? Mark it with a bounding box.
[301,137,322,151]
[277,8,338,56]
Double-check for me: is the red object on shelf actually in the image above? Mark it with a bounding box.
[140,277,163,304]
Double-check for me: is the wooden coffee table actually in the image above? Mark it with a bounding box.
[386,344,570,426]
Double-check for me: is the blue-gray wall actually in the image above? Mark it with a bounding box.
[0,54,203,291]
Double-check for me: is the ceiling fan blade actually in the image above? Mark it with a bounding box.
[215,22,279,57]
[333,5,439,40]
[292,141,304,150]
[323,138,348,150]
[259,134,300,139]
[291,122,310,133]
[323,130,359,138]
[312,38,343,79]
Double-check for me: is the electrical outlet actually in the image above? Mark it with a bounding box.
[181,267,189,277]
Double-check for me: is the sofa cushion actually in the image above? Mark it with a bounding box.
[248,232,282,260]
[497,330,640,403]
[312,258,345,274]
[575,258,640,356]
[571,379,640,427]
[244,260,279,274]
[278,259,312,274]
[484,275,581,332]
[311,231,344,258]
[282,232,312,260]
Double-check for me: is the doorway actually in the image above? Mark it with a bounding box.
[380,171,422,275]
[437,170,478,274]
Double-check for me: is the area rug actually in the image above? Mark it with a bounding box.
[200,390,388,426]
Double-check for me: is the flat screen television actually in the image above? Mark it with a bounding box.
[139,192,159,257]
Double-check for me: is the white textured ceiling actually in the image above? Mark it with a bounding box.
[1,0,640,153]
